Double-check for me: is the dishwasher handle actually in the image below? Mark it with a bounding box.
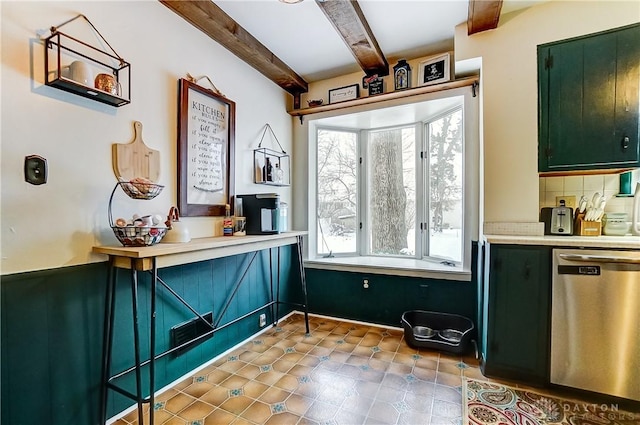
[558,253,640,265]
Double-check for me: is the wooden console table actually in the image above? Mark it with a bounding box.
[93,231,309,425]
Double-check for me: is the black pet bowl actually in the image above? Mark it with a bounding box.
[401,310,474,354]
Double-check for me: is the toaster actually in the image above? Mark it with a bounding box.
[540,201,573,235]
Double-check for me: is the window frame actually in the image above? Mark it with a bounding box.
[422,105,465,265]
[360,123,422,259]
[314,126,360,258]
[305,86,479,280]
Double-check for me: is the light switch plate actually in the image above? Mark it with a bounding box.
[556,195,576,209]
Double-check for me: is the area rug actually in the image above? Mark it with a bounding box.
[463,378,640,425]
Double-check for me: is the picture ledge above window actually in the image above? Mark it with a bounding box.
[289,76,479,122]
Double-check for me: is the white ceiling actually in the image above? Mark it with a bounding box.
[214,0,544,83]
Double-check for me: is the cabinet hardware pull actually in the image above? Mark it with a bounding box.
[622,136,629,150]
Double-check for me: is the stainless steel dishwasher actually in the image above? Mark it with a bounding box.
[551,248,640,402]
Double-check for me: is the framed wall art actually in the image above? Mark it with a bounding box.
[328,84,359,104]
[418,53,452,87]
[177,78,235,216]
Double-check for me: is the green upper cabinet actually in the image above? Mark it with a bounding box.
[538,23,640,173]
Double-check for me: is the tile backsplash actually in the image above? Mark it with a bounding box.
[539,169,639,218]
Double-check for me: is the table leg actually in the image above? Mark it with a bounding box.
[100,258,117,424]
[130,261,144,424]
[149,258,157,425]
[275,247,281,328]
[296,235,310,334]
[269,248,275,326]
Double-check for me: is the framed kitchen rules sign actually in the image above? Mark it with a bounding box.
[177,78,235,216]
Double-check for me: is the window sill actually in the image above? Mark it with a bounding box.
[303,256,472,282]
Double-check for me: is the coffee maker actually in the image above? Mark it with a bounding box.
[236,193,281,235]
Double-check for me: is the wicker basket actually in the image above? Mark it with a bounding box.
[120,181,164,200]
[111,225,167,247]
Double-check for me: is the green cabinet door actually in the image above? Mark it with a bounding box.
[538,23,640,172]
[481,244,551,384]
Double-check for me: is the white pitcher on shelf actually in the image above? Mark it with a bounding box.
[60,60,93,86]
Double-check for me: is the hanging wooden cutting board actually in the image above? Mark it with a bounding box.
[112,121,160,182]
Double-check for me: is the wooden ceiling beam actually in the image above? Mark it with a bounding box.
[159,0,308,96]
[467,0,503,35]
[315,0,389,77]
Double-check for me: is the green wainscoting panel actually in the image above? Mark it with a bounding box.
[1,263,106,425]
[305,243,479,329]
[1,245,297,425]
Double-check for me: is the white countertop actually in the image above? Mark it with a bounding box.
[483,234,640,250]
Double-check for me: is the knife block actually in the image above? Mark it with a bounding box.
[574,213,602,236]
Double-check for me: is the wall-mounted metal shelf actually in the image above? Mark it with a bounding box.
[44,15,131,107]
[254,124,290,186]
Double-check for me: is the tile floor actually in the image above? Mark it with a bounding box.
[109,313,530,425]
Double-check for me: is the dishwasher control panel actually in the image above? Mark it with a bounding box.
[557,265,600,275]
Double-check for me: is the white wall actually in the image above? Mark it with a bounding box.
[1,1,293,274]
[454,0,640,223]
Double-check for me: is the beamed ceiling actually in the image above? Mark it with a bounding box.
[160,0,504,101]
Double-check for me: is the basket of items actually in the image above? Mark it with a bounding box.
[119,177,164,200]
[108,178,167,247]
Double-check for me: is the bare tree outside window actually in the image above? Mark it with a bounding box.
[316,129,357,255]
[367,127,416,256]
[428,109,463,262]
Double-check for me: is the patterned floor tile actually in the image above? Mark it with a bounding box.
[111,313,577,425]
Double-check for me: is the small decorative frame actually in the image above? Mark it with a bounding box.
[177,78,235,216]
[328,84,359,104]
[393,59,411,91]
[368,77,384,96]
[418,53,452,87]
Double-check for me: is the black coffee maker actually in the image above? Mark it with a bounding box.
[236,193,281,235]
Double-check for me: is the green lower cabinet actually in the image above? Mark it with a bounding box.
[481,244,551,385]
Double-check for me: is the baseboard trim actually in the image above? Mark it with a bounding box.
[306,311,404,331]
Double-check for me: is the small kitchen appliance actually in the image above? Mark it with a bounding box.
[540,200,573,235]
[236,193,281,235]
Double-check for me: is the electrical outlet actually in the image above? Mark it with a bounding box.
[556,195,576,209]
[259,314,266,327]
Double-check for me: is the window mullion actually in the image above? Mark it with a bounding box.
[422,122,430,260]
[415,122,425,259]
[358,129,367,256]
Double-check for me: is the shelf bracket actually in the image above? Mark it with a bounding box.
[299,115,304,125]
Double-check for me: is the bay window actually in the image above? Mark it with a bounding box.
[307,87,479,279]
